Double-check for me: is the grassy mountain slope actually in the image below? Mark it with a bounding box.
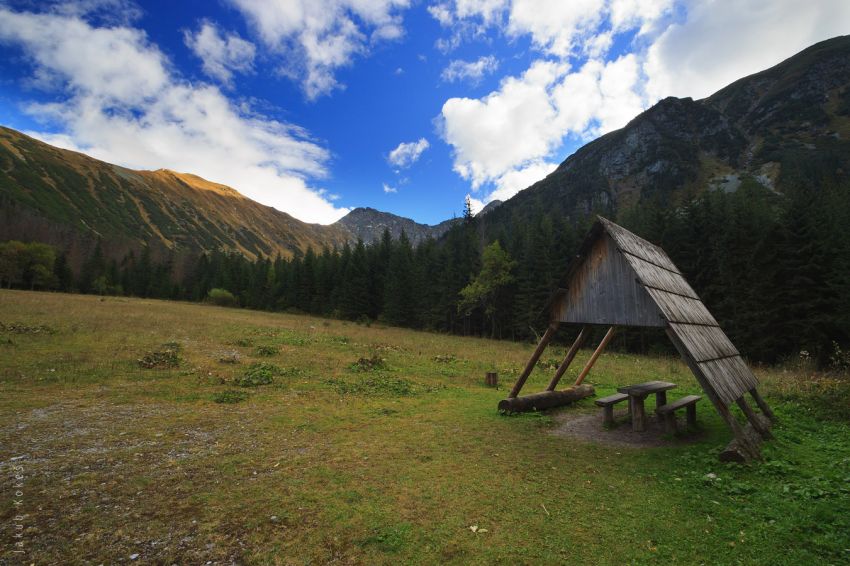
[481,35,850,234]
[0,127,350,260]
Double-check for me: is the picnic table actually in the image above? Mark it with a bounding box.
[617,381,677,432]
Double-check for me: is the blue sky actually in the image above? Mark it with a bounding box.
[0,1,847,224]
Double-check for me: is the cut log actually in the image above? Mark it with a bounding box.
[485,372,498,387]
[719,420,766,462]
[498,384,595,413]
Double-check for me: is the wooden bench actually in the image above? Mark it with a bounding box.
[656,395,701,433]
[595,393,629,426]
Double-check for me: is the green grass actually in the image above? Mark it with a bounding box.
[0,290,848,564]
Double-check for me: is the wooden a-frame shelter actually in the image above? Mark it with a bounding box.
[500,217,775,461]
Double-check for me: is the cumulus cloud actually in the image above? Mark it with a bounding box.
[488,160,558,202]
[432,0,672,57]
[387,138,430,169]
[382,183,398,193]
[645,0,850,101]
[227,0,410,99]
[0,7,349,224]
[184,20,256,85]
[440,55,642,196]
[441,55,498,83]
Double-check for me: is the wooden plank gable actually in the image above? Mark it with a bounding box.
[556,233,666,328]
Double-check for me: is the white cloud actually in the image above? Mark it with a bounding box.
[645,0,850,101]
[440,60,567,190]
[433,0,673,58]
[488,160,558,201]
[387,138,430,169]
[428,3,454,27]
[441,55,498,83]
[37,0,144,25]
[184,20,256,85]
[440,55,643,202]
[228,0,410,99]
[507,0,606,57]
[383,183,398,193]
[0,7,349,224]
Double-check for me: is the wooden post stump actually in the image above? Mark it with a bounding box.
[661,411,677,433]
[602,405,615,426]
[631,396,647,431]
[686,403,697,427]
[485,372,498,387]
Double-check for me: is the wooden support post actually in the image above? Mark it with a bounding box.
[686,403,697,427]
[484,372,498,387]
[602,405,615,426]
[749,388,776,422]
[546,325,589,391]
[716,402,761,462]
[574,326,616,386]
[631,395,647,431]
[661,411,677,434]
[508,322,559,399]
[736,397,773,440]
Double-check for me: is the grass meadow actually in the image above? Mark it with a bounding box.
[1,290,848,564]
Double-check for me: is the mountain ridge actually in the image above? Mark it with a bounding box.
[479,34,850,235]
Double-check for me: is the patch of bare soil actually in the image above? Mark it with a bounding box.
[549,406,705,448]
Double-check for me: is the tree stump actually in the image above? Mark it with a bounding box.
[485,372,498,387]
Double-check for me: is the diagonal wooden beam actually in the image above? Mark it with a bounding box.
[665,328,761,461]
[546,325,590,391]
[574,326,616,386]
[508,322,560,398]
[736,397,774,440]
[749,388,776,422]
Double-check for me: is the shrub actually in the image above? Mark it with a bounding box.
[349,354,387,372]
[255,345,278,357]
[213,389,249,404]
[0,322,56,335]
[235,362,281,387]
[326,375,440,397]
[138,342,181,369]
[207,288,238,307]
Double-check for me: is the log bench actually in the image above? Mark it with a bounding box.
[656,395,701,433]
[595,393,629,426]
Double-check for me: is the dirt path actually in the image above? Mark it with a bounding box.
[549,406,705,448]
